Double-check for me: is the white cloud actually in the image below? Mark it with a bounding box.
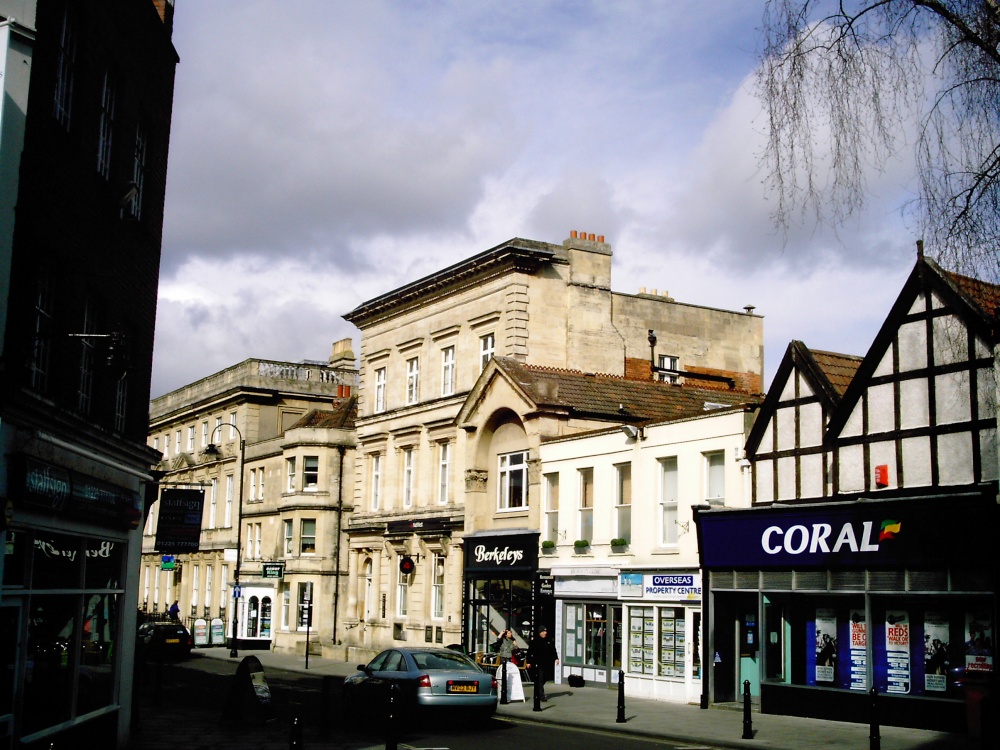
[152,2,924,397]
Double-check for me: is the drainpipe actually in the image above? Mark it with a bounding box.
[332,444,346,645]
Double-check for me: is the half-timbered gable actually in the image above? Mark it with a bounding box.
[747,341,861,503]
[828,257,999,495]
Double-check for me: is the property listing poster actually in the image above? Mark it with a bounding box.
[815,609,837,683]
[886,610,910,694]
[849,610,867,691]
[964,611,994,674]
[923,612,950,692]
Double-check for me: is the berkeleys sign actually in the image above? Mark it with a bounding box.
[762,519,901,556]
[464,532,538,573]
[473,545,524,566]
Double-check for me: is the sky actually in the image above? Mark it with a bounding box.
[150,1,922,399]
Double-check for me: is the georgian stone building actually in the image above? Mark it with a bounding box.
[340,231,764,663]
[141,342,356,657]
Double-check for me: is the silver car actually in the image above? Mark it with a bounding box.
[343,647,498,722]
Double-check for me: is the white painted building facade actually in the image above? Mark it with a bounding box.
[539,404,758,703]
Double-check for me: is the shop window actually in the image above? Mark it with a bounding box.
[565,603,611,667]
[20,532,122,734]
[658,608,686,677]
[628,606,656,675]
[260,596,272,637]
[247,596,260,637]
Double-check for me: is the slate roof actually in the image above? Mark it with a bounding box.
[806,348,863,398]
[494,357,760,424]
[288,396,357,431]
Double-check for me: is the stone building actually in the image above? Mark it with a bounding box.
[0,2,177,747]
[340,231,764,663]
[141,342,356,657]
[697,251,999,733]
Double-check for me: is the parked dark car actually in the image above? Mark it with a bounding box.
[343,647,498,723]
[137,622,193,660]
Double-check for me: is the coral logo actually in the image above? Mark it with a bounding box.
[879,520,901,542]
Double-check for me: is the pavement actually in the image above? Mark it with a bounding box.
[129,646,987,750]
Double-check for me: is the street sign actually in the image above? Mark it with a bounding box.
[233,584,242,599]
[262,562,284,579]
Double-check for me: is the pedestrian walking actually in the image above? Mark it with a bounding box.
[526,625,559,701]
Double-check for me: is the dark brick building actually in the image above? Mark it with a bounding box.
[0,1,178,747]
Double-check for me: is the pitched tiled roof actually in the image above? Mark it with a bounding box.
[494,357,760,424]
[940,267,1000,322]
[288,397,357,430]
[807,349,863,398]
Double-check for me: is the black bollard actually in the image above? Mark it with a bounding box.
[533,662,542,712]
[869,687,880,750]
[616,669,626,723]
[386,681,399,750]
[288,715,302,750]
[501,658,509,705]
[742,679,753,740]
[319,676,331,737]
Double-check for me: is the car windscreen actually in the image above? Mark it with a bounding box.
[412,651,480,671]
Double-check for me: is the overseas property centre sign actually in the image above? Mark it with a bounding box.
[619,572,702,601]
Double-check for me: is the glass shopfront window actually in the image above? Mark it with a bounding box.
[7,530,124,736]
[626,605,691,678]
[564,603,621,669]
[759,593,994,699]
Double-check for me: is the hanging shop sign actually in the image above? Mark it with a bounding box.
[261,563,285,579]
[154,488,205,553]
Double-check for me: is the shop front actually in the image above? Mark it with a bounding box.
[462,530,549,659]
[619,569,703,703]
[551,566,621,688]
[234,581,276,650]
[2,454,147,748]
[697,492,998,732]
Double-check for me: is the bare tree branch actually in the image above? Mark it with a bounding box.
[758,0,1000,282]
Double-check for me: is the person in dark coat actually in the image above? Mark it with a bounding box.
[526,625,559,701]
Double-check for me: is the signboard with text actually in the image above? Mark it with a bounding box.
[154,489,205,553]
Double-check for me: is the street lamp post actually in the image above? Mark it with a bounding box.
[205,422,245,658]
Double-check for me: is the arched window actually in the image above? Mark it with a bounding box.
[247,596,260,637]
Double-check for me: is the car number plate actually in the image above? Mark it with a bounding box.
[165,638,180,644]
[447,682,478,693]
